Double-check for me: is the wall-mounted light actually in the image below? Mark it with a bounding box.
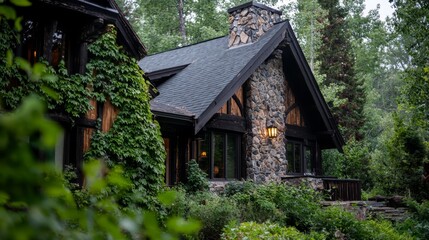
[200,151,207,158]
[267,125,278,138]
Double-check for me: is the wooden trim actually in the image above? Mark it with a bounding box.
[232,94,244,116]
[206,114,246,133]
[284,22,344,150]
[285,124,316,140]
[285,102,297,116]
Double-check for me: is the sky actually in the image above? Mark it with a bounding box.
[279,0,395,20]
[363,0,395,20]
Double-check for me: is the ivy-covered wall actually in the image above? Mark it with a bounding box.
[0,20,166,209]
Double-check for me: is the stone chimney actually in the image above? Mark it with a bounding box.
[228,1,282,48]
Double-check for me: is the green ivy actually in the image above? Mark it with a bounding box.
[84,25,166,209]
[0,20,166,210]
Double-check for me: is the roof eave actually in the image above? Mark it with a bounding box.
[284,22,345,151]
[194,23,288,135]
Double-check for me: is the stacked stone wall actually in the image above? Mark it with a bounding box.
[228,5,281,47]
[245,50,287,182]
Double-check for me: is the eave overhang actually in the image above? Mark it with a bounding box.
[36,0,147,59]
[283,21,345,152]
[194,22,288,135]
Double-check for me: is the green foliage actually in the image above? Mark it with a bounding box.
[187,192,240,240]
[1,21,166,209]
[185,159,209,193]
[312,206,411,240]
[222,221,326,240]
[322,139,372,190]
[317,0,366,141]
[0,96,199,239]
[400,67,429,131]
[117,0,280,54]
[371,115,428,199]
[83,25,166,209]
[396,199,429,239]
[3,15,166,208]
[224,182,322,230]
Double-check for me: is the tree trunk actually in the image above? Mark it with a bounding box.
[177,0,187,44]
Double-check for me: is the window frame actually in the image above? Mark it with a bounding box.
[197,131,242,180]
[286,139,315,175]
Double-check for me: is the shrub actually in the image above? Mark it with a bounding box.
[372,115,428,199]
[185,159,209,193]
[396,199,429,239]
[312,206,411,240]
[0,97,200,239]
[225,181,322,229]
[187,192,240,240]
[222,222,326,240]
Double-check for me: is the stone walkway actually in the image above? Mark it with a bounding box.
[321,199,409,221]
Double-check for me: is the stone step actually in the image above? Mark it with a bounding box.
[321,200,409,221]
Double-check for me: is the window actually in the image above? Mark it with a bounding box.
[197,131,241,179]
[286,140,315,175]
[18,17,83,73]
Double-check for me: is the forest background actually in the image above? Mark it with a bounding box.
[1,0,428,239]
[116,0,429,199]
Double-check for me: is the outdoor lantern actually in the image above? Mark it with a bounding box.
[267,125,278,138]
[200,151,207,158]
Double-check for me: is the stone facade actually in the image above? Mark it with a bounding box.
[245,50,287,182]
[228,4,282,47]
[209,181,229,194]
[283,176,324,191]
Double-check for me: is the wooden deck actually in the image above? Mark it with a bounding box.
[323,178,362,201]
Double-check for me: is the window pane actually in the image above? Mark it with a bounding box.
[226,134,237,179]
[304,146,313,175]
[287,142,294,173]
[287,142,302,174]
[213,133,224,178]
[198,133,210,176]
[294,143,301,173]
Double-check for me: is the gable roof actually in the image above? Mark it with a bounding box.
[36,0,146,59]
[139,20,344,151]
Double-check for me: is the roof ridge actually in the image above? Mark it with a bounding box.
[146,35,227,57]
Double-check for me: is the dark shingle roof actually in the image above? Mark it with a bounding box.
[139,22,288,133]
[139,21,344,150]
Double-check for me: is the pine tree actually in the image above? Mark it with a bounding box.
[317,0,365,140]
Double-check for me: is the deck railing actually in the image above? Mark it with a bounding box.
[323,178,361,201]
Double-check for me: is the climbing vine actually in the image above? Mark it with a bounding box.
[0,20,166,209]
[84,25,166,208]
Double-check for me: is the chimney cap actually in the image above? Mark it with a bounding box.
[227,1,283,15]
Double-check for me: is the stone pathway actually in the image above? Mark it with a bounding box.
[321,199,409,221]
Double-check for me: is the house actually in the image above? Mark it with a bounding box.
[8,0,147,179]
[139,1,347,191]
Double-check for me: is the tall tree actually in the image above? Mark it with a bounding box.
[116,0,280,54]
[177,0,187,43]
[317,0,365,141]
[390,0,429,132]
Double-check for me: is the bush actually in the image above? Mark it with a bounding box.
[322,139,372,190]
[225,181,322,229]
[0,97,200,239]
[185,159,209,193]
[371,115,428,199]
[312,206,411,240]
[222,222,326,240]
[396,199,429,239]
[187,192,240,240]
